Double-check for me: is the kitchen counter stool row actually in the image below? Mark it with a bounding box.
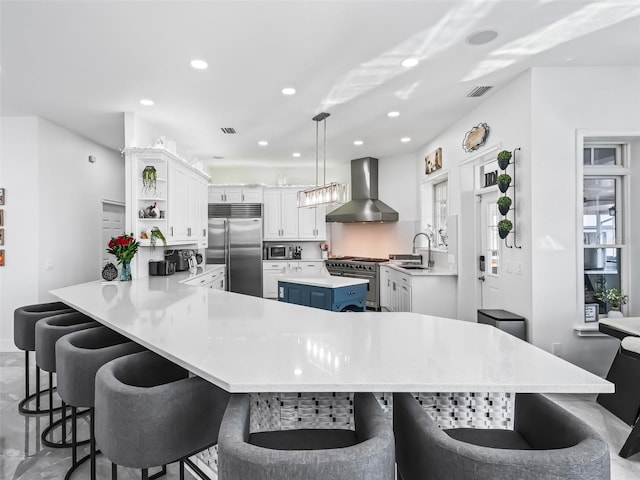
[14,302,612,479]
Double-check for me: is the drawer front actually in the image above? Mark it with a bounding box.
[333,283,367,304]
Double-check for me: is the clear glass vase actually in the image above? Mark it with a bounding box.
[120,260,132,282]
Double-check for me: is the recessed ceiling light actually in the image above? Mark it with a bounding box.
[466,30,498,46]
[140,99,154,106]
[401,58,419,68]
[387,111,400,118]
[282,87,296,95]
[292,152,301,157]
[258,141,268,146]
[190,59,208,70]
[401,137,412,143]
[353,140,364,146]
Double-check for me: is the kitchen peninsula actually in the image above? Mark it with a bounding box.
[51,269,611,394]
[51,268,613,478]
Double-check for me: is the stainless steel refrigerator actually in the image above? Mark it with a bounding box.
[206,203,263,297]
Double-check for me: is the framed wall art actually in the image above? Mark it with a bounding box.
[0,249,4,267]
[0,209,3,226]
[425,148,443,174]
[584,303,599,323]
[0,188,4,205]
[0,228,4,246]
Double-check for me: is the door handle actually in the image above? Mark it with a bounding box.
[478,275,486,282]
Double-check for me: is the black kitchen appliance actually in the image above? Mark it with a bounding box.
[164,249,195,272]
[149,260,176,276]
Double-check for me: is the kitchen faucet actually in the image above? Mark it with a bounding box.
[412,232,434,268]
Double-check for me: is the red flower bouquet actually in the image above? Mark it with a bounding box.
[106,232,139,265]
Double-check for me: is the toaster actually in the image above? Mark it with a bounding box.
[149,260,176,276]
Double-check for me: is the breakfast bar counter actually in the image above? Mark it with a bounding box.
[51,271,611,395]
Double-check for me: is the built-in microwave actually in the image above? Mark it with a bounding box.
[266,245,293,260]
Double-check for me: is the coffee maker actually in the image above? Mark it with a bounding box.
[293,245,302,260]
[164,249,195,271]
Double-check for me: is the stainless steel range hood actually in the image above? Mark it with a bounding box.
[326,157,399,223]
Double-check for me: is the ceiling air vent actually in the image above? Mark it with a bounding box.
[221,127,237,134]
[466,86,493,97]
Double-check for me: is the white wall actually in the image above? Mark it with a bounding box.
[0,118,40,351]
[415,72,534,327]
[0,117,124,351]
[206,163,350,187]
[530,67,640,374]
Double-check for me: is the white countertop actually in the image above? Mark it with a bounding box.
[51,271,611,394]
[599,317,640,337]
[279,276,368,288]
[384,263,457,276]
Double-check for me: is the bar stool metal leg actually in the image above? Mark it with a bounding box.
[18,352,62,415]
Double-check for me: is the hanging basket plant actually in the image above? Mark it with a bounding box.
[497,150,512,170]
[149,227,167,250]
[142,166,157,193]
[497,173,511,193]
[497,196,512,216]
[498,219,513,239]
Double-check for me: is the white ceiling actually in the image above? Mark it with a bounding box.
[2,0,639,168]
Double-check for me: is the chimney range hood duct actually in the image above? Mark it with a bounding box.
[326,157,399,223]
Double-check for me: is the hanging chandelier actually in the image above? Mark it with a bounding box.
[297,112,349,208]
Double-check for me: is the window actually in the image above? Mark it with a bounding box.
[433,180,448,248]
[583,145,622,166]
[583,143,626,315]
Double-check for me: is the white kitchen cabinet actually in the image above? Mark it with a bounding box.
[298,206,327,240]
[124,148,209,250]
[184,266,226,290]
[298,260,325,276]
[262,260,324,298]
[168,163,209,248]
[263,189,299,240]
[263,261,290,298]
[380,265,456,317]
[208,186,263,204]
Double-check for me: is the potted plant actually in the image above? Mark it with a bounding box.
[497,173,511,193]
[106,232,139,281]
[497,150,512,170]
[595,287,628,317]
[498,219,512,239]
[142,166,157,193]
[497,196,512,216]
[149,227,167,250]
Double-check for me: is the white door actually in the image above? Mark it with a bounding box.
[101,202,125,268]
[479,190,502,308]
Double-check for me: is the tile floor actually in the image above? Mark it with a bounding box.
[1,352,639,479]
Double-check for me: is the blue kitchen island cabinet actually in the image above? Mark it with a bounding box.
[278,276,368,312]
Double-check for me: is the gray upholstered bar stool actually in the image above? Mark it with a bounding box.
[393,392,610,480]
[95,350,230,480]
[56,326,146,480]
[35,311,98,449]
[14,301,75,414]
[218,392,395,480]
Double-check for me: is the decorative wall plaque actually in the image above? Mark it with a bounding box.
[463,123,490,152]
[425,148,443,174]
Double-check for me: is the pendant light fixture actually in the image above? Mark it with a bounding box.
[297,112,349,208]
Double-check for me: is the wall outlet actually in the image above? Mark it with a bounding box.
[504,262,512,273]
[552,343,562,357]
[515,262,523,275]
[45,260,54,270]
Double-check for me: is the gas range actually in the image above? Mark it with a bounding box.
[325,256,389,270]
[324,257,389,309]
